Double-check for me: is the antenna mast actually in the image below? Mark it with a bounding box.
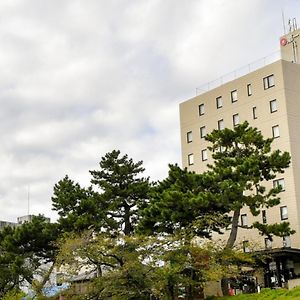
[282,10,286,34]
[27,185,30,215]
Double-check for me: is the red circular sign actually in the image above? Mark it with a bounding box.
[280,37,287,46]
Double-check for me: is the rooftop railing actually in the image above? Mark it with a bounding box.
[195,50,281,96]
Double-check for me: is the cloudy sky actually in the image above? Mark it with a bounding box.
[1,0,300,222]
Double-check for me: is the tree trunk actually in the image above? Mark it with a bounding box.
[124,205,132,236]
[167,283,176,300]
[226,209,240,248]
[34,261,56,296]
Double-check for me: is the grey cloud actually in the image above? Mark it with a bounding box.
[0,1,299,222]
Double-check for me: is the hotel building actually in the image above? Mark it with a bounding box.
[180,26,300,287]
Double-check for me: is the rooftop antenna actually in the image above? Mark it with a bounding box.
[293,18,298,31]
[286,18,299,63]
[282,10,286,34]
[288,18,293,32]
[27,185,30,215]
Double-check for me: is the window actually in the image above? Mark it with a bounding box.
[216,96,223,108]
[200,126,206,138]
[233,113,239,126]
[247,84,252,96]
[216,146,226,153]
[218,119,224,130]
[199,104,205,116]
[283,236,291,248]
[252,107,257,119]
[262,210,267,224]
[219,146,226,153]
[187,131,192,143]
[231,90,238,102]
[270,99,277,113]
[273,178,285,191]
[241,214,248,226]
[265,238,272,249]
[280,206,288,220]
[263,74,275,89]
[188,154,194,166]
[272,125,280,138]
[243,240,250,253]
[201,149,208,161]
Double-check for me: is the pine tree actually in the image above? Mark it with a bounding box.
[90,150,150,235]
[205,121,293,248]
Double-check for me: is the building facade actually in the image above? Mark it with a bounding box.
[180,27,300,287]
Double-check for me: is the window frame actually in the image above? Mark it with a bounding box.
[232,113,239,126]
[219,146,226,153]
[247,84,252,96]
[186,131,192,143]
[188,153,194,166]
[270,99,277,113]
[243,240,250,253]
[265,237,272,249]
[263,74,275,90]
[262,210,267,224]
[283,235,291,248]
[272,125,280,138]
[273,178,285,191]
[201,149,208,161]
[280,205,288,220]
[252,106,257,119]
[198,104,205,116]
[231,90,238,103]
[216,96,223,109]
[241,214,248,227]
[200,126,206,138]
[218,119,224,130]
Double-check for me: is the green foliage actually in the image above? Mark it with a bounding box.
[0,141,289,298]
[2,289,25,300]
[253,221,295,240]
[12,215,59,260]
[138,164,230,238]
[90,150,150,235]
[0,215,58,297]
[52,175,105,232]
[139,122,292,248]
[205,121,292,247]
[206,122,290,214]
[221,286,300,300]
[57,233,154,299]
[57,232,254,300]
[52,150,150,235]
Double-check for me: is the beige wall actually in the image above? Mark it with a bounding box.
[180,59,300,250]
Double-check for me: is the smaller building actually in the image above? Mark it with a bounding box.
[0,214,51,231]
[0,220,17,230]
[17,214,50,224]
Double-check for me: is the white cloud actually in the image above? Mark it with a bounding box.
[0,0,299,222]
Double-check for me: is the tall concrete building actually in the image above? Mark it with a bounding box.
[180,25,300,287]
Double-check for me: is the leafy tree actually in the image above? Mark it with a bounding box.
[0,227,28,297]
[57,232,253,300]
[0,215,59,297]
[89,150,150,235]
[2,289,25,300]
[52,175,105,232]
[140,122,293,249]
[138,164,230,239]
[52,150,150,236]
[57,232,155,300]
[205,121,293,248]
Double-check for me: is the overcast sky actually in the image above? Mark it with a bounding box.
[1,0,300,222]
